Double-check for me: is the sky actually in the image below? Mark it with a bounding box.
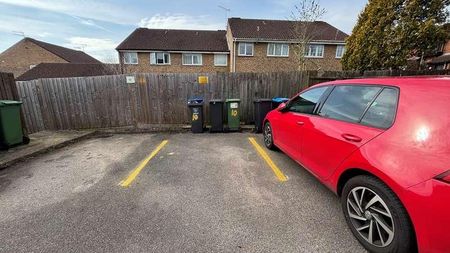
[0,0,368,63]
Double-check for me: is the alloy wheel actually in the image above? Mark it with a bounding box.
[263,124,272,147]
[346,186,395,248]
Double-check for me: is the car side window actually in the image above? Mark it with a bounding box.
[361,88,399,129]
[319,85,382,123]
[288,86,328,114]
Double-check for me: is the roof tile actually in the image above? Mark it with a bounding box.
[116,28,229,52]
[228,18,348,42]
[16,63,120,81]
[26,38,100,63]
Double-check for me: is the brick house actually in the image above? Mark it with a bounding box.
[226,18,348,72]
[116,29,229,73]
[0,38,100,78]
[117,17,348,73]
[426,40,450,70]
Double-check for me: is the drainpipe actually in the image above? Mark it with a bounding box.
[233,39,237,72]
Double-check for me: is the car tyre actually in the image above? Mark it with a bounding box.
[341,175,416,253]
[263,122,276,150]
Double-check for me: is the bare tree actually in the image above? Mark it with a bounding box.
[100,53,123,75]
[290,0,326,71]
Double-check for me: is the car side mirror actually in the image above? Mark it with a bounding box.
[277,102,288,112]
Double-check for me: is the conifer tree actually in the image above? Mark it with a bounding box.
[342,0,449,71]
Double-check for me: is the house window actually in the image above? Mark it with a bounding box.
[182,53,202,65]
[305,44,324,58]
[150,52,170,65]
[336,45,345,58]
[214,54,228,66]
[267,43,289,57]
[238,43,254,56]
[123,52,138,64]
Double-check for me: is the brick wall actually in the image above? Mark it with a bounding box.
[226,25,235,72]
[120,52,229,73]
[443,40,450,54]
[233,43,343,72]
[0,39,67,78]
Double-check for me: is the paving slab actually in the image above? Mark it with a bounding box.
[0,130,96,169]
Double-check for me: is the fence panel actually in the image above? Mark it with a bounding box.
[0,72,19,100]
[14,69,450,133]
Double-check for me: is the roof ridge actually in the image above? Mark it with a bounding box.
[228,17,323,23]
[26,37,100,63]
[28,37,83,53]
[137,27,226,32]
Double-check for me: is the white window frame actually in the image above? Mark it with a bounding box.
[182,53,203,66]
[214,54,228,66]
[267,43,289,57]
[335,45,345,59]
[238,42,254,56]
[123,52,138,65]
[150,52,171,65]
[305,44,325,58]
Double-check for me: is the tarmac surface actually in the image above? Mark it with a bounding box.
[0,133,365,252]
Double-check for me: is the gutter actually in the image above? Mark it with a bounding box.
[117,49,229,54]
[233,38,346,45]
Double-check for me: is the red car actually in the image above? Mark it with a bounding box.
[263,77,449,253]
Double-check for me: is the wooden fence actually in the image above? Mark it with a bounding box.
[0,72,19,100]
[16,72,316,133]
[13,69,450,133]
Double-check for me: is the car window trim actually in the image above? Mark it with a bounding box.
[358,86,400,129]
[357,87,384,123]
[314,85,335,114]
[317,84,400,130]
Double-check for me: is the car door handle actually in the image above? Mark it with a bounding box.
[341,133,362,143]
[296,121,304,126]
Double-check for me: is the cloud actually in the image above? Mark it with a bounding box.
[0,14,74,38]
[0,0,138,25]
[139,14,224,30]
[37,32,52,38]
[71,16,111,32]
[65,37,119,63]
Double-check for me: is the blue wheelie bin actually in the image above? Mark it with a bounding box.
[272,97,289,109]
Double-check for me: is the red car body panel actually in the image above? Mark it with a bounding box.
[264,77,450,252]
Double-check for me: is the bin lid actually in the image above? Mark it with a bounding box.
[272,97,289,103]
[0,100,23,107]
[210,99,224,103]
[187,98,204,105]
[254,98,272,103]
[225,98,240,102]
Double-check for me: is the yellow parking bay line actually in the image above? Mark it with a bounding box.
[119,140,168,188]
[248,137,287,182]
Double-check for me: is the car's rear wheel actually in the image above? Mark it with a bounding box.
[341,175,416,253]
[263,122,276,150]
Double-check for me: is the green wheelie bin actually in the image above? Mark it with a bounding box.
[0,100,24,148]
[225,99,241,131]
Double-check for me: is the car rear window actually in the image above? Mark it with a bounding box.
[360,88,399,129]
[319,85,382,123]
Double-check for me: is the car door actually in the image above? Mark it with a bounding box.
[275,86,329,160]
[299,85,398,180]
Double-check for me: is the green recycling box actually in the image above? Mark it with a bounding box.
[0,100,24,147]
[226,99,241,131]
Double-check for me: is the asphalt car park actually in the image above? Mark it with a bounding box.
[0,133,364,252]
